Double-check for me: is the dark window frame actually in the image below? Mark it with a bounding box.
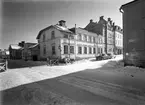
[70,46,74,54]
[64,45,68,54]
[52,46,56,55]
[51,31,55,39]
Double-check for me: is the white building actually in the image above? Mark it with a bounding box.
[36,20,101,60]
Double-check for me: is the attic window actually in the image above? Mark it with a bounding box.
[51,31,55,39]
[64,34,69,38]
[43,34,45,41]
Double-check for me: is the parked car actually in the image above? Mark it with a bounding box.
[107,53,116,59]
[0,58,7,72]
[96,53,114,61]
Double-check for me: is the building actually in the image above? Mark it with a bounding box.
[0,49,9,59]
[120,0,145,67]
[113,25,123,54]
[85,16,123,55]
[27,44,40,61]
[9,44,22,59]
[36,20,102,60]
[21,42,37,60]
[36,20,75,60]
[70,27,103,59]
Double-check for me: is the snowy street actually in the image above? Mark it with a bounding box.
[0,55,145,105]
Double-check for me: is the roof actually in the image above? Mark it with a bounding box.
[25,43,37,47]
[28,43,39,49]
[10,44,22,50]
[76,27,98,36]
[120,0,140,10]
[36,24,73,39]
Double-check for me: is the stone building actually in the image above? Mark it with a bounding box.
[120,0,145,67]
[85,16,115,54]
[113,25,123,54]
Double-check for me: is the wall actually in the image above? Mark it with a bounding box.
[39,27,62,60]
[123,0,145,67]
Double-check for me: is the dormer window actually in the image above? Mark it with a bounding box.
[51,31,55,39]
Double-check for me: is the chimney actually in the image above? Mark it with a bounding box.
[90,19,93,23]
[110,20,112,25]
[100,16,104,20]
[75,24,77,34]
[108,18,111,22]
[113,22,115,26]
[19,41,25,47]
[59,20,66,27]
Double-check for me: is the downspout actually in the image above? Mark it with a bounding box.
[74,24,77,60]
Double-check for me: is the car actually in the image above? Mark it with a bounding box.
[96,53,114,61]
[107,53,116,59]
[0,58,7,72]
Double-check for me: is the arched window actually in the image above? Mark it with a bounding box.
[51,31,55,39]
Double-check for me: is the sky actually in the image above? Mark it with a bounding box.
[1,0,132,50]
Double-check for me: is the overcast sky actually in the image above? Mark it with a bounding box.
[1,0,132,49]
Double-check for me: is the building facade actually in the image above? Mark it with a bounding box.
[36,20,103,60]
[85,16,123,55]
[70,27,104,59]
[27,44,40,61]
[21,42,37,60]
[9,44,22,59]
[36,20,75,60]
[120,0,145,68]
[113,25,123,54]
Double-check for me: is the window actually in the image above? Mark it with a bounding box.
[78,46,82,54]
[84,47,87,54]
[70,35,74,39]
[43,34,45,42]
[70,46,74,54]
[51,31,55,39]
[78,33,82,40]
[43,45,46,55]
[101,48,103,53]
[93,37,95,43]
[52,46,55,55]
[93,48,96,54]
[64,45,68,54]
[88,36,91,42]
[84,35,87,41]
[64,34,69,38]
[89,47,92,54]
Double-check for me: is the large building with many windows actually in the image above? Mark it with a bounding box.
[85,16,123,55]
[36,20,104,60]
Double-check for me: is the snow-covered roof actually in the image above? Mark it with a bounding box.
[54,25,73,33]
[36,24,73,39]
[10,44,22,50]
[28,43,39,49]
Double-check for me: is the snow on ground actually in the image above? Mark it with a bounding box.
[1,55,145,105]
[1,54,145,91]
